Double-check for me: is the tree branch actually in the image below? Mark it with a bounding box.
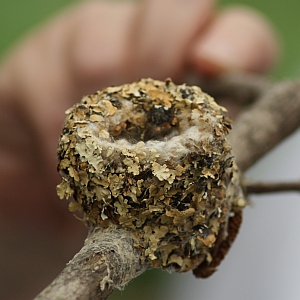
[35,226,147,300]
[35,74,300,300]
[193,72,272,105]
[185,72,273,118]
[244,180,300,195]
[230,79,300,171]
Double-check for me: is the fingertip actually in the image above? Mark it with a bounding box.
[67,1,138,90]
[132,0,216,80]
[190,5,280,76]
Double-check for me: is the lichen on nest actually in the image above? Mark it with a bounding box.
[57,78,246,275]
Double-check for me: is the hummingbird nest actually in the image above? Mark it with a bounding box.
[56,78,246,276]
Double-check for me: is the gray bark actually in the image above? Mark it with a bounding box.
[35,226,147,300]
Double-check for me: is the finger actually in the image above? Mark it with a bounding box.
[189,6,280,76]
[132,0,216,80]
[68,1,138,92]
[4,1,138,170]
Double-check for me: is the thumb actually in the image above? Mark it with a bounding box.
[189,6,280,76]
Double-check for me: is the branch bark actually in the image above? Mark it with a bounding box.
[185,71,273,118]
[193,72,272,105]
[244,180,300,194]
[35,226,147,300]
[230,79,300,171]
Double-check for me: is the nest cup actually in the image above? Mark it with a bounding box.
[57,78,246,274]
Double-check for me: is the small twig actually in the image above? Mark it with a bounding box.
[244,180,300,195]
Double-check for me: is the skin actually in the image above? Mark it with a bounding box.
[0,0,279,298]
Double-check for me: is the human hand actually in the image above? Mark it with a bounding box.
[0,0,278,234]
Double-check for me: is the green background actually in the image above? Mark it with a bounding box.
[0,0,299,299]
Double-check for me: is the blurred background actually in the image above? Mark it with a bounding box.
[1,0,300,299]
